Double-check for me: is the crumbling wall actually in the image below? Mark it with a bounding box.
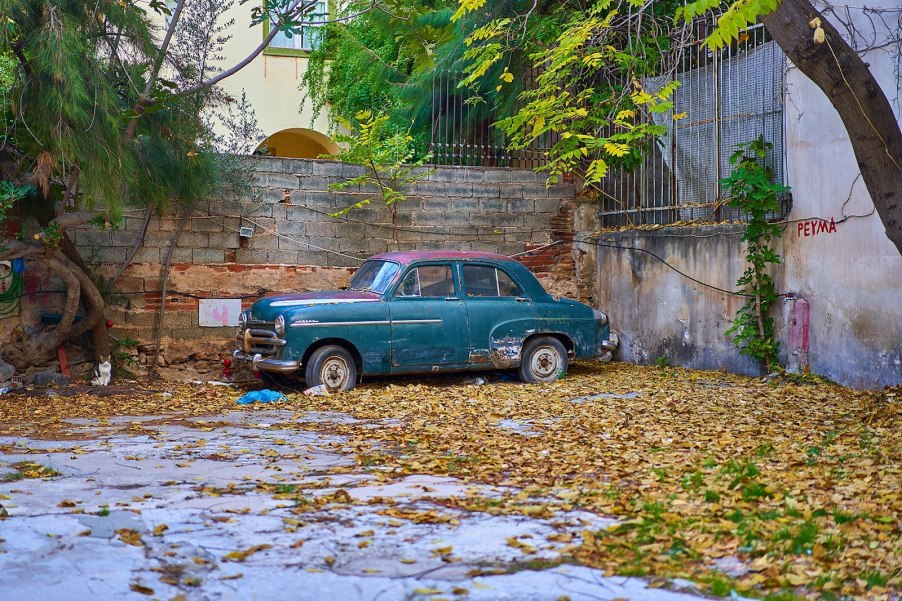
[2,158,577,378]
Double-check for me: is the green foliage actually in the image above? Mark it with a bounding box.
[324,110,433,249]
[676,0,780,50]
[453,0,683,188]
[721,136,789,369]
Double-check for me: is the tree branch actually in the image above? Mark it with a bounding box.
[124,0,188,142]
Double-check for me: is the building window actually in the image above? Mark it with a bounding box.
[269,0,326,52]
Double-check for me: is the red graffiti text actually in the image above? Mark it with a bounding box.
[797,218,837,238]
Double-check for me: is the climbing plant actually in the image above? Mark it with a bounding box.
[721,137,789,370]
[324,110,433,250]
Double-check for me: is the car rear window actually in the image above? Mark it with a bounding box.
[463,265,523,297]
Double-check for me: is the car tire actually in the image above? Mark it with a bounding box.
[305,345,357,392]
[518,336,568,383]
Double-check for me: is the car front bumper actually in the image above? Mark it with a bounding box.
[232,350,300,374]
[601,332,619,353]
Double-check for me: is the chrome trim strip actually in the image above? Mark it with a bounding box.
[271,298,379,308]
[290,318,442,328]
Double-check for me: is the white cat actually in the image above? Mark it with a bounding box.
[91,357,111,386]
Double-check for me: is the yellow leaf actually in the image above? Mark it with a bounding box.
[129,583,154,595]
[412,588,443,595]
[153,524,168,536]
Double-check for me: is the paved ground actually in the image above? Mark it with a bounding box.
[1,400,714,600]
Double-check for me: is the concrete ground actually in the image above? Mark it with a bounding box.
[1,404,716,601]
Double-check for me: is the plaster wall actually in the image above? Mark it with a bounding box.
[778,0,902,387]
[589,1,902,388]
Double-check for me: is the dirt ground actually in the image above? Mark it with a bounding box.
[0,363,899,600]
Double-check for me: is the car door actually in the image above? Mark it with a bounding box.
[461,263,537,367]
[388,262,470,369]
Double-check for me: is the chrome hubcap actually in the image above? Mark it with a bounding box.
[321,356,350,389]
[531,346,560,379]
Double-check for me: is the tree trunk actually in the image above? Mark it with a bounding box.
[30,198,112,362]
[761,0,902,255]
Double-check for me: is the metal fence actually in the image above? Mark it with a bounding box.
[427,70,560,169]
[597,20,789,226]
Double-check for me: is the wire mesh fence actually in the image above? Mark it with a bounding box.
[596,19,790,227]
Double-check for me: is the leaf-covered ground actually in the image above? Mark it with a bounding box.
[1,362,899,599]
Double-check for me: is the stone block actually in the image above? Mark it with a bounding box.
[282,158,314,175]
[75,229,111,247]
[110,230,142,247]
[297,176,338,192]
[419,181,473,198]
[306,237,337,252]
[450,197,479,212]
[256,187,285,204]
[334,222,367,239]
[304,190,339,208]
[508,199,535,213]
[266,250,299,265]
[429,168,467,183]
[207,228,239,249]
[478,198,506,212]
[189,215,225,232]
[296,250,330,265]
[309,160,344,177]
[328,253,364,268]
[509,169,539,183]
[235,248,269,264]
[278,220,305,237]
[209,199,246,217]
[482,169,511,183]
[172,232,209,248]
[471,183,501,198]
[168,247,193,263]
[130,247,160,263]
[248,234,280,250]
[521,184,551,199]
[192,248,225,264]
[89,246,126,264]
[267,172,300,189]
[534,198,563,214]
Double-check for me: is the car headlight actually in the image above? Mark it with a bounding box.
[274,315,285,337]
[593,309,608,326]
[238,310,247,329]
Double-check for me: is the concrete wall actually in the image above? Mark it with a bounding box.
[587,1,902,388]
[64,158,577,350]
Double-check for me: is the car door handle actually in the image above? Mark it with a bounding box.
[444,296,459,301]
[515,297,530,303]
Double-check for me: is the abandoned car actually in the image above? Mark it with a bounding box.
[233,250,616,391]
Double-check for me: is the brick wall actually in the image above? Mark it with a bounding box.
[68,157,578,350]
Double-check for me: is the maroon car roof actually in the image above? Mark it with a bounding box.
[370,250,515,263]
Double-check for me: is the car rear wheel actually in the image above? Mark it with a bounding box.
[305,345,357,392]
[518,336,568,383]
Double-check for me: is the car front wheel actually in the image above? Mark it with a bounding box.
[518,336,568,383]
[305,345,358,392]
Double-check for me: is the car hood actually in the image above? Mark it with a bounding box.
[250,290,382,322]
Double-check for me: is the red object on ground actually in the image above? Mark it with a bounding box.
[222,358,233,382]
[57,346,71,378]
[106,319,114,329]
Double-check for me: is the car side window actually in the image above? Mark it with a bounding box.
[463,265,523,298]
[398,265,455,298]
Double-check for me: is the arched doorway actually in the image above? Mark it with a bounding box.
[258,128,338,159]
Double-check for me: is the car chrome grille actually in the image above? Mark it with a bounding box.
[238,320,285,356]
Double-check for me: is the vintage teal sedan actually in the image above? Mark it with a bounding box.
[233,250,616,391]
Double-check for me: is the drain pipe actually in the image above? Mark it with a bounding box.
[784,293,810,374]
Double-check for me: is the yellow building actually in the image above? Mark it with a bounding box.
[158,1,338,158]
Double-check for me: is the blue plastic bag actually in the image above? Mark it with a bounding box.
[236,389,284,405]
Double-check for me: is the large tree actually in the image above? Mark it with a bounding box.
[0,0,323,372]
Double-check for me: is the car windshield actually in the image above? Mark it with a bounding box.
[349,260,401,294]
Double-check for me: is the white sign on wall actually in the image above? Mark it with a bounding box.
[198,298,243,327]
